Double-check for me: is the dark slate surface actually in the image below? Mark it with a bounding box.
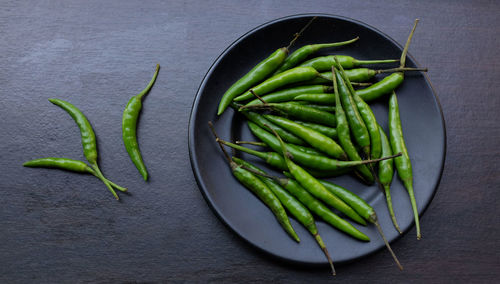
[1,1,499,283]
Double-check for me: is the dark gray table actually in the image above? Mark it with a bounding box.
[1,1,498,282]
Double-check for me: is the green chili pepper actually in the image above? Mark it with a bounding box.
[272,37,359,75]
[279,177,369,241]
[245,85,332,107]
[238,109,306,146]
[23,157,127,192]
[331,68,374,184]
[242,102,337,126]
[208,122,299,242]
[217,48,288,115]
[356,20,420,102]
[219,139,349,178]
[248,121,393,173]
[294,121,337,139]
[122,64,160,181]
[233,157,336,275]
[266,125,366,225]
[334,68,370,157]
[302,67,425,86]
[288,102,335,113]
[378,125,401,233]
[388,92,420,240]
[234,67,324,102]
[293,94,335,105]
[263,114,346,160]
[336,58,382,159]
[49,98,120,200]
[319,178,403,270]
[299,55,398,72]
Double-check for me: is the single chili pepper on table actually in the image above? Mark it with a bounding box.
[49,98,121,200]
[331,67,374,184]
[122,64,160,181]
[388,92,421,240]
[377,124,402,233]
[356,19,420,102]
[23,157,127,192]
[299,55,399,72]
[208,122,300,242]
[232,157,336,275]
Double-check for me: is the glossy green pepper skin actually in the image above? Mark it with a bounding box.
[122,64,160,181]
[388,92,420,239]
[217,48,288,115]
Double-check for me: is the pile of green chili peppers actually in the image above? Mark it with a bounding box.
[24,65,160,200]
[213,18,426,275]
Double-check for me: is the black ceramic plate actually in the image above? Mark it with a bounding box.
[189,14,445,265]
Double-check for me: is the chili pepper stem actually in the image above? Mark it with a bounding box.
[235,141,267,147]
[91,164,119,200]
[400,19,419,68]
[375,67,427,74]
[286,16,317,50]
[89,170,128,192]
[314,233,336,276]
[373,217,403,270]
[136,64,160,100]
[355,58,399,65]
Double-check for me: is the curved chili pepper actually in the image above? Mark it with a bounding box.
[299,55,398,72]
[217,48,288,115]
[208,122,299,242]
[263,114,346,160]
[248,121,393,172]
[233,157,336,275]
[279,177,369,241]
[242,102,337,126]
[388,92,420,240]
[377,125,401,233]
[336,58,382,159]
[218,139,349,178]
[244,85,332,107]
[238,109,306,146]
[272,37,359,75]
[268,126,366,225]
[23,157,127,192]
[334,68,370,157]
[122,64,160,181]
[49,98,120,200]
[331,68,374,184]
[233,66,321,102]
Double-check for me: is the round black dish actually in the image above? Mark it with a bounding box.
[188,14,446,265]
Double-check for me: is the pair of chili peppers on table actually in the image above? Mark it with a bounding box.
[212,18,424,274]
[23,65,160,200]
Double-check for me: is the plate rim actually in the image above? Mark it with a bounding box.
[188,13,447,265]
